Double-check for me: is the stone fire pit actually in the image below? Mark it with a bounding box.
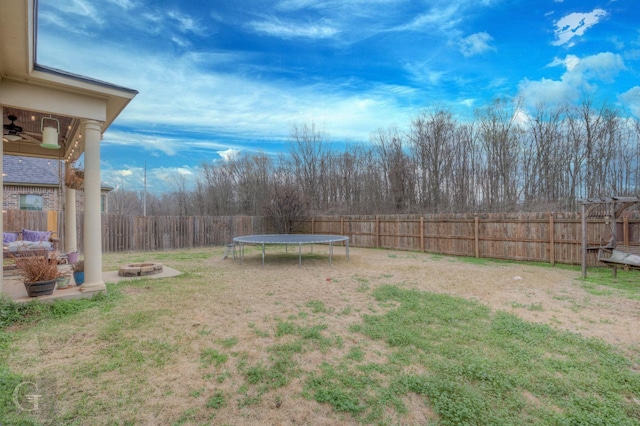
[118,262,164,277]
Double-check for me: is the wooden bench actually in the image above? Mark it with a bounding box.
[597,244,640,276]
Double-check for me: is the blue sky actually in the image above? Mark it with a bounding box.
[36,0,640,194]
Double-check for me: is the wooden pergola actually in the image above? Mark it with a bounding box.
[580,196,640,278]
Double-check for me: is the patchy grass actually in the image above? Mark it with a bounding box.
[1,247,639,425]
[580,267,640,299]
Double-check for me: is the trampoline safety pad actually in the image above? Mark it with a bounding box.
[232,234,349,266]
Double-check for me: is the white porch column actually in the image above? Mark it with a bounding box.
[80,119,106,293]
[64,162,77,254]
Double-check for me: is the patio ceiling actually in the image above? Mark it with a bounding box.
[2,106,79,160]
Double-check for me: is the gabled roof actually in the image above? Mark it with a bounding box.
[3,155,113,190]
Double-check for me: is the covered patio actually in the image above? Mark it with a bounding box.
[1,0,138,299]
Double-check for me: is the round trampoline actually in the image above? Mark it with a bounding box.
[233,234,349,266]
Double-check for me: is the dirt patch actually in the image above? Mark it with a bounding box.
[228,247,639,350]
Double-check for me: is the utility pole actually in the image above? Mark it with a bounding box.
[143,161,147,216]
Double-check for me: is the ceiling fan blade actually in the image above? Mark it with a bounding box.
[20,134,41,143]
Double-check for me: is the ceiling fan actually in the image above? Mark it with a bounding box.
[3,115,24,142]
[3,114,44,144]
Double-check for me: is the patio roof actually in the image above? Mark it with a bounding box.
[0,0,138,162]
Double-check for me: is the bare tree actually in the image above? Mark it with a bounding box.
[285,121,329,213]
[449,123,479,212]
[475,98,524,211]
[107,188,143,215]
[145,97,640,216]
[263,183,308,233]
[523,103,567,209]
[408,109,456,212]
[197,161,236,215]
[231,153,273,215]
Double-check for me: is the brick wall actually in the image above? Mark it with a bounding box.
[3,185,61,210]
[3,185,109,213]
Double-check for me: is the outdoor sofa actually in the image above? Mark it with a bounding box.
[3,229,59,258]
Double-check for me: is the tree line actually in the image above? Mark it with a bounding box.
[108,97,640,217]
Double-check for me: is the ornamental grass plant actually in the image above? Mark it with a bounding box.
[13,250,60,283]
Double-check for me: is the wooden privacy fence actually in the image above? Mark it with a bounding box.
[307,213,636,267]
[5,211,637,266]
[3,210,59,235]
[94,215,271,253]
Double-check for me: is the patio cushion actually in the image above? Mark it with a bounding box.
[28,241,53,250]
[6,240,53,252]
[7,241,32,252]
[3,232,18,244]
[22,229,52,242]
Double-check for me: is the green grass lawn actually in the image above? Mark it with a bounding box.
[1,248,640,425]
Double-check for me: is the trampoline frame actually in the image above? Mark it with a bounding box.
[232,234,349,266]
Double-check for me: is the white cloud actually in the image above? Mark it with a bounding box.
[553,8,607,47]
[512,108,530,126]
[620,86,640,118]
[394,4,462,33]
[217,148,241,161]
[459,98,476,108]
[101,130,180,156]
[579,52,626,82]
[458,32,495,57]
[152,166,197,191]
[248,18,339,39]
[404,61,446,85]
[518,52,625,107]
[548,54,580,71]
[106,0,135,9]
[102,162,200,193]
[170,36,191,49]
[167,10,207,36]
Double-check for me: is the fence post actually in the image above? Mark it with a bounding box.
[341,217,344,236]
[311,217,315,234]
[474,216,479,258]
[581,204,587,278]
[549,213,555,266]
[624,216,629,245]
[376,215,380,248]
[420,216,424,252]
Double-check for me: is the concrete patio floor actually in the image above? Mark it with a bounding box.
[2,265,182,303]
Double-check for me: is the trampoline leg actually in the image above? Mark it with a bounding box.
[346,240,349,261]
[299,243,302,267]
[262,243,265,266]
[329,242,333,265]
